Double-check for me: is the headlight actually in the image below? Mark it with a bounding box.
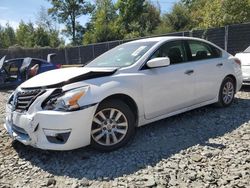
[43,86,89,111]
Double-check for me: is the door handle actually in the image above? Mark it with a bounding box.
[185,70,194,75]
[216,63,223,67]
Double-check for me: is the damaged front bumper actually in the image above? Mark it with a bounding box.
[4,103,97,150]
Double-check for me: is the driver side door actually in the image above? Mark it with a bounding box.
[141,40,196,120]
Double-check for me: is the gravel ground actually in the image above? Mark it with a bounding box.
[0,87,250,188]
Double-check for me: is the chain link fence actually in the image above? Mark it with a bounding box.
[0,22,250,65]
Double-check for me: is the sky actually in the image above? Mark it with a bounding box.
[0,0,178,30]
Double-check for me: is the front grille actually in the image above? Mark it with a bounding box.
[14,89,45,112]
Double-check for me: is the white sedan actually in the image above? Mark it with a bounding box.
[4,37,242,151]
[235,46,250,84]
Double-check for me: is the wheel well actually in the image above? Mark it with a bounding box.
[225,75,237,92]
[99,94,139,126]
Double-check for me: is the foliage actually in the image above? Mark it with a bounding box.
[0,20,64,49]
[222,0,250,25]
[33,26,50,47]
[181,0,250,29]
[83,0,121,44]
[115,0,160,38]
[162,3,192,32]
[36,6,56,32]
[82,0,161,44]
[16,21,35,48]
[48,0,94,45]
[0,23,16,48]
[1,0,250,48]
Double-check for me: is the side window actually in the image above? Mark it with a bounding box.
[151,40,187,65]
[188,40,222,61]
[6,60,23,79]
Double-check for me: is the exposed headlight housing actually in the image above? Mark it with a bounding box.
[42,86,89,111]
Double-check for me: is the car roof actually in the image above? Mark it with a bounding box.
[5,58,49,63]
[128,36,208,43]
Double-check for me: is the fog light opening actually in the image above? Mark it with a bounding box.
[55,134,64,143]
[43,129,71,144]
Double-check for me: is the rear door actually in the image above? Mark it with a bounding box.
[184,40,224,103]
[3,59,23,82]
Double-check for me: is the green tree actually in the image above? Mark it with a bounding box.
[158,3,193,32]
[115,0,160,38]
[36,6,64,47]
[33,26,50,47]
[49,30,64,48]
[0,23,16,48]
[141,2,161,34]
[222,0,250,25]
[0,25,4,48]
[16,21,35,47]
[36,6,56,32]
[48,0,94,45]
[116,0,145,37]
[83,0,121,44]
[182,0,250,28]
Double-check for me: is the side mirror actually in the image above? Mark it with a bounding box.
[146,57,170,68]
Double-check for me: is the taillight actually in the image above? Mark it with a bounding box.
[56,64,62,69]
[234,58,241,66]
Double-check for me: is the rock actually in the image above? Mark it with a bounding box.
[191,154,203,162]
[241,134,250,140]
[245,157,250,163]
[202,152,213,158]
[187,171,197,181]
[0,91,250,187]
[143,175,156,187]
[47,178,56,186]
[168,178,178,186]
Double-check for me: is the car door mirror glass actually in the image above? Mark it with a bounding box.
[146,57,170,68]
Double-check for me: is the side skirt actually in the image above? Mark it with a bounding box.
[138,98,218,127]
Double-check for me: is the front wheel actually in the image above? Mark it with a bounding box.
[91,99,135,151]
[217,77,235,107]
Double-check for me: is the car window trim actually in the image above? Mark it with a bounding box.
[139,39,188,70]
[185,39,222,62]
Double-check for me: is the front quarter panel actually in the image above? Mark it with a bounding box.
[62,72,145,118]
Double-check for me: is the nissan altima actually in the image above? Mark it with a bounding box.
[4,37,242,151]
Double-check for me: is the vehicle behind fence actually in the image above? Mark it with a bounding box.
[0,22,250,65]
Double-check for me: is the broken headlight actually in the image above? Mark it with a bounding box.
[42,86,89,111]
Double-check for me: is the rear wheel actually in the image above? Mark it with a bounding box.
[217,77,235,107]
[91,99,135,151]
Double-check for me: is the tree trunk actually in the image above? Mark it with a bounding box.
[72,13,76,45]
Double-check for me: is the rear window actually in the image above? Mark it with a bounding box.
[3,59,23,80]
[188,40,222,61]
[243,46,250,53]
[4,59,23,74]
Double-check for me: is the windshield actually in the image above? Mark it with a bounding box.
[86,41,156,68]
[243,46,250,53]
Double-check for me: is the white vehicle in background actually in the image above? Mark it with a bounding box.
[235,46,250,84]
[4,37,242,151]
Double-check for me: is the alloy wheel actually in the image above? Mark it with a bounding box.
[222,81,234,104]
[91,108,128,146]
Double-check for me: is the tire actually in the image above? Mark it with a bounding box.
[216,77,235,107]
[91,99,135,152]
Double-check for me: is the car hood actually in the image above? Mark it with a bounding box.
[20,67,117,89]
